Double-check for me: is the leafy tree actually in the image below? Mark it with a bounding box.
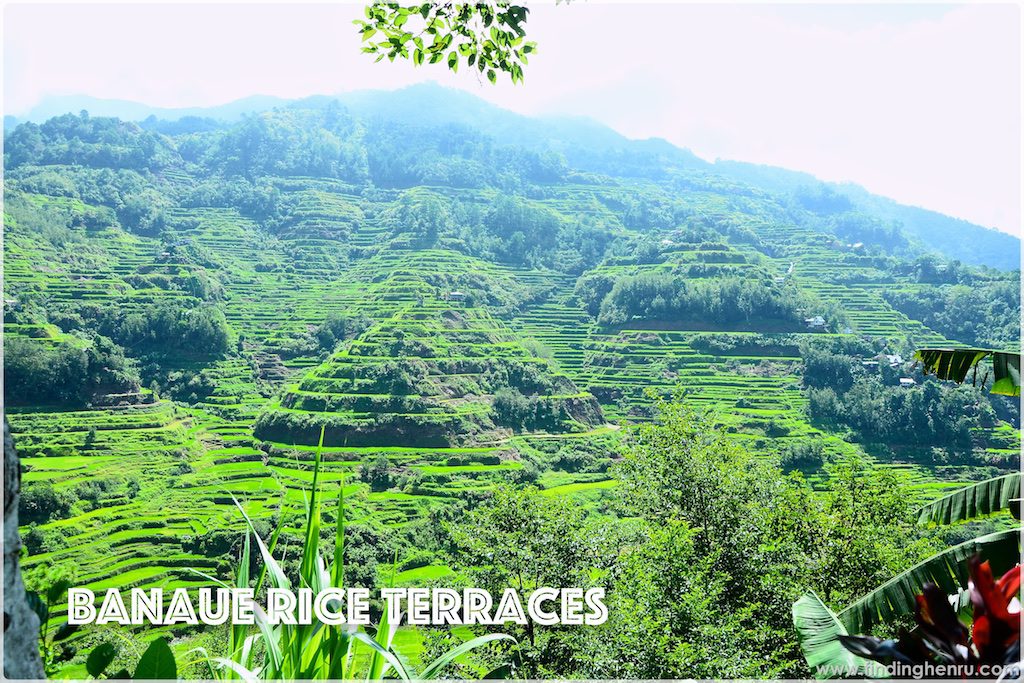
[118,189,167,236]
[801,344,856,393]
[491,387,531,429]
[611,399,941,677]
[582,519,781,679]
[355,3,536,84]
[592,272,814,328]
[4,336,139,407]
[383,190,450,244]
[316,312,370,351]
[4,112,178,171]
[885,283,1021,349]
[360,455,393,492]
[105,303,232,358]
[447,486,606,676]
[19,484,73,526]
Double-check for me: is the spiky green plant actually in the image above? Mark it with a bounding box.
[190,426,515,680]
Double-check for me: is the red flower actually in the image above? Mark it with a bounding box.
[969,558,1021,662]
[841,556,1022,677]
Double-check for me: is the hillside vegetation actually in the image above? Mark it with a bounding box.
[3,86,1020,678]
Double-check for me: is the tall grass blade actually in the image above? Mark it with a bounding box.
[252,605,283,676]
[332,472,345,589]
[230,533,252,670]
[366,552,400,681]
[418,633,517,680]
[232,495,290,590]
[211,657,261,682]
[301,426,326,590]
[352,631,411,681]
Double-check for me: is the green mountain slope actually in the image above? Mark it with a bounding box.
[10,83,1016,269]
[2,90,1019,668]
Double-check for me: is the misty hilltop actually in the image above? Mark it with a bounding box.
[6,83,1019,271]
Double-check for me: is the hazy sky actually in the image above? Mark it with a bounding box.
[4,2,1021,235]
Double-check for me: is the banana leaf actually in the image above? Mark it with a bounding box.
[916,473,1021,525]
[792,591,889,679]
[914,348,1021,397]
[838,528,1021,633]
[991,351,1021,396]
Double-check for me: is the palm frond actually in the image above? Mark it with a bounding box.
[838,528,1021,633]
[916,473,1021,525]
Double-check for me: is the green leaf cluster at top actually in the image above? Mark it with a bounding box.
[355,2,536,84]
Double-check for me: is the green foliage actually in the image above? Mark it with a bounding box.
[592,272,815,328]
[206,107,367,181]
[801,343,856,393]
[807,375,1000,456]
[815,459,944,607]
[491,387,570,432]
[25,578,76,677]
[19,484,71,526]
[360,454,393,492]
[118,189,168,236]
[134,638,178,680]
[355,3,536,84]
[315,311,370,351]
[780,439,827,470]
[590,519,788,678]
[826,212,907,254]
[85,642,118,678]
[791,592,887,679]
[610,401,942,676]
[446,486,603,677]
[4,335,139,407]
[793,185,854,215]
[383,189,449,244]
[104,302,232,358]
[885,282,1021,349]
[3,190,115,245]
[4,112,179,171]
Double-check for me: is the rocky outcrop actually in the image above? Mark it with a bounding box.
[4,418,44,679]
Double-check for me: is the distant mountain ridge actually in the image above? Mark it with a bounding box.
[6,83,1018,270]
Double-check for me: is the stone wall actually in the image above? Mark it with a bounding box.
[4,418,45,679]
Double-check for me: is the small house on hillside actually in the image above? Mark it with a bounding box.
[885,354,904,368]
[805,315,826,330]
[899,377,917,388]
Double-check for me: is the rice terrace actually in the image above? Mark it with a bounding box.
[2,80,1021,678]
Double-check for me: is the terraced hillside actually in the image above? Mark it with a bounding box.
[260,299,602,445]
[3,90,1019,673]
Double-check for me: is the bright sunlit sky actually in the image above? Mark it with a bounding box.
[3,2,1021,235]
